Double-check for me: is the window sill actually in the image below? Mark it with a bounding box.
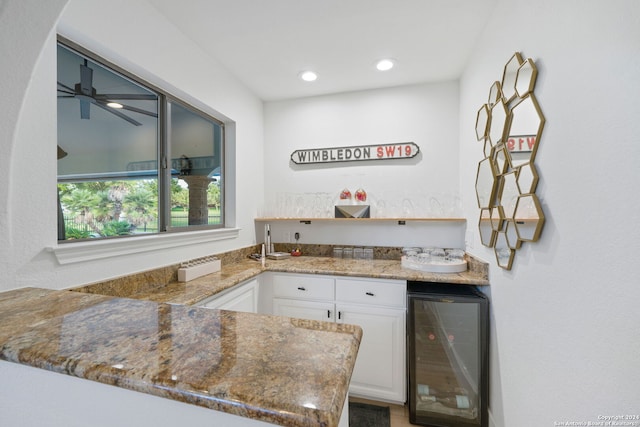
[49,228,240,265]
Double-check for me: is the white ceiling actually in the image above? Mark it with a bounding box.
[147,0,497,101]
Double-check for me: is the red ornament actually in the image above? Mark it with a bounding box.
[340,188,352,200]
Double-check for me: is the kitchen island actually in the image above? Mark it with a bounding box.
[0,287,361,427]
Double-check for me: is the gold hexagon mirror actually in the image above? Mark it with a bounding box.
[488,81,502,107]
[479,208,495,247]
[517,162,538,194]
[488,99,509,146]
[483,139,494,158]
[475,158,497,209]
[505,219,522,250]
[505,94,545,168]
[476,104,490,141]
[499,170,519,219]
[492,143,508,175]
[515,58,538,98]
[514,194,545,242]
[494,231,515,270]
[490,205,504,232]
[474,52,546,270]
[501,52,524,103]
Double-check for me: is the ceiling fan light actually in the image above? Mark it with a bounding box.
[106,102,123,109]
[376,59,395,71]
[299,71,318,82]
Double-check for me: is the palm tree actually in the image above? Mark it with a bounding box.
[93,190,115,223]
[108,183,129,220]
[60,188,102,235]
[123,188,157,232]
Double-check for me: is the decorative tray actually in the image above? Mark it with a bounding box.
[267,252,292,260]
[401,256,467,273]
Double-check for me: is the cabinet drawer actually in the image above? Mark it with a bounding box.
[201,279,258,313]
[272,274,335,300]
[336,278,406,308]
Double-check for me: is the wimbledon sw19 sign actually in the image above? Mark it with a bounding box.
[290,142,420,165]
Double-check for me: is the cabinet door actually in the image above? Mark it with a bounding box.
[202,279,258,313]
[273,298,335,322]
[337,304,406,403]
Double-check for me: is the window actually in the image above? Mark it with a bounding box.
[57,40,224,241]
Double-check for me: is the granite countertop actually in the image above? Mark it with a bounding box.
[0,287,362,427]
[90,256,489,306]
[0,253,488,425]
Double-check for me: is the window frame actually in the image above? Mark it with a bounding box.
[56,36,227,244]
[162,97,225,234]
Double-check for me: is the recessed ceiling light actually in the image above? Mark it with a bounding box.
[106,102,123,109]
[299,71,318,82]
[376,59,395,71]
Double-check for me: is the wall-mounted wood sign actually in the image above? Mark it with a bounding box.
[291,142,419,165]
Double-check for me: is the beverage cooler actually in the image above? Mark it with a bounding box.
[407,282,489,427]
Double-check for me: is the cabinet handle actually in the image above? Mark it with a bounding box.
[327,310,331,318]
[297,286,306,291]
[338,311,342,320]
[366,292,375,296]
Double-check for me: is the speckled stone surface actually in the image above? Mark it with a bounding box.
[0,287,361,427]
[263,255,489,286]
[74,248,488,306]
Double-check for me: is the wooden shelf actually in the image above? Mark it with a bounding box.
[255,217,466,223]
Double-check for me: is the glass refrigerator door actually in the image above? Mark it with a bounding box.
[409,294,485,427]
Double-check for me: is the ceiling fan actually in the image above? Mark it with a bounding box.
[57,59,158,126]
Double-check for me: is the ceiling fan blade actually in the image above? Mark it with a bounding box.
[57,89,75,95]
[79,61,93,95]
[58,95,76,98]
[92,100,142,126]
[95,93,158,100]
[57,82,76,93]
[80,99,91,119]
[115,103,158,118]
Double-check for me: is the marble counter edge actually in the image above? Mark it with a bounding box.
[0,287,362,427]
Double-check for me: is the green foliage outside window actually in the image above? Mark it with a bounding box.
[59,179,221,238]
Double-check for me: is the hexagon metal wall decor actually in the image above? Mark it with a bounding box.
[474,52,546,270]
[475,104,490,141]
[475,158,497,209]
[478,208,496,247]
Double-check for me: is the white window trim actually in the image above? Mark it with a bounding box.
[49,228,240,265]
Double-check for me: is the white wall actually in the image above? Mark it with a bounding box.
[459,0,640,425]
[263,82,466,248]
[0,0,264,291]
[3,0,639,423]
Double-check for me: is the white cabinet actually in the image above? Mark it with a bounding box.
[270,273,406,403]
[273,298,335,321]
[199,278,259,313]
[272,274,334,301]
[272,273,335,320]
[337,303,405,402]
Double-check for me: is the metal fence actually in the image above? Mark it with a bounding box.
[63,214,221,234]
